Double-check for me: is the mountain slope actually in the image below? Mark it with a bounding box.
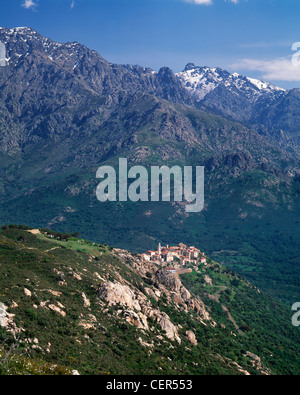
[176,63,291,130]
[0,27,299,305]
[0,226,300,375]
[176,63,300,141]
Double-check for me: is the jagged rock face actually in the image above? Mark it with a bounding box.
[204,275,213,286]
[177,64,300,141]
[0,27,191,157]
[144,287,159,301]
[115,251,211,323]
[0,26,297,162]
[187,298,210,321]
[97,279,182,343]
[158,313,181,344]
[96,259,210,345]
[157,67,193,105]
[155,269,182,292]
[1,27,296,143]
[48,304,66,317]
[82,293,90,308]
[181,287,191,302]
[0,28,190,115]
[0,301,21,337]
[123,310,149,331]
[154,268,210,320]
[97,281,142,311]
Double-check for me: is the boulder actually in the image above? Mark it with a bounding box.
[82,292,90,308]
[186,330,198,346]
[157,312,181,344]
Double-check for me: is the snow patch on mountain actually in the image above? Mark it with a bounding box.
[176,63,286,102]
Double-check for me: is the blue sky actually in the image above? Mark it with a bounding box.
[1,0,300,88]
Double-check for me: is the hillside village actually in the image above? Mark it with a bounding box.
[141,243,207,271]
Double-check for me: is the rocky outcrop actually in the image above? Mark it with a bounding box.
[122,310,149,331]
[97,280,182,343]
[157,312,181,344]
[78,314,97,330]
[245,351,271,375]
[186,330,198,346]
[96,263,211,345]
[97,281,142,311]
[0,302,22,337]
[187,297,210,321]
[0,302,8,328]
[155,269,210,321]
[204,275,213,285]
[48,303,66,317]
[144,287,160,301]
[155,269,182,292]
[82,292,90,308]
[24,288,32,297]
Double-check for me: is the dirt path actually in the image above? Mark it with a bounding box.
[222,305,244,336]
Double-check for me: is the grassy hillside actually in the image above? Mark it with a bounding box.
[1,164,298,305]
[0,225,299,375]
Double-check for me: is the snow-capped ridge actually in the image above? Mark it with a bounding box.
[176,64,286,102]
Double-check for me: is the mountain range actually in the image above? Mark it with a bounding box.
[177,63,300,140]
[0,27,299,304]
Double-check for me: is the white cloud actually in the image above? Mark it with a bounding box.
[70,0,75,9]
[185,0,213,4]
[22,0,38,10]
[232,57,300,82]
[184,0,239,5]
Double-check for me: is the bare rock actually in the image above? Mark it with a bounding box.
[24,288,32,297]
[0,302,8,327]
[204,275,213,285]
[123,310,149,330]
[155,269,182,292]
[157,312,181,344]
[181,287,191,301]
[48,304,66,317]
[188,297,210,321]
[186,330,198,346]
[82,292,90,308]
[97,281,141,311]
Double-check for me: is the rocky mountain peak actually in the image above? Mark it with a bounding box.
[184,62,196,71]
[176,63,286,102]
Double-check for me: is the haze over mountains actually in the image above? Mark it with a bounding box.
[0,27,299,303]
